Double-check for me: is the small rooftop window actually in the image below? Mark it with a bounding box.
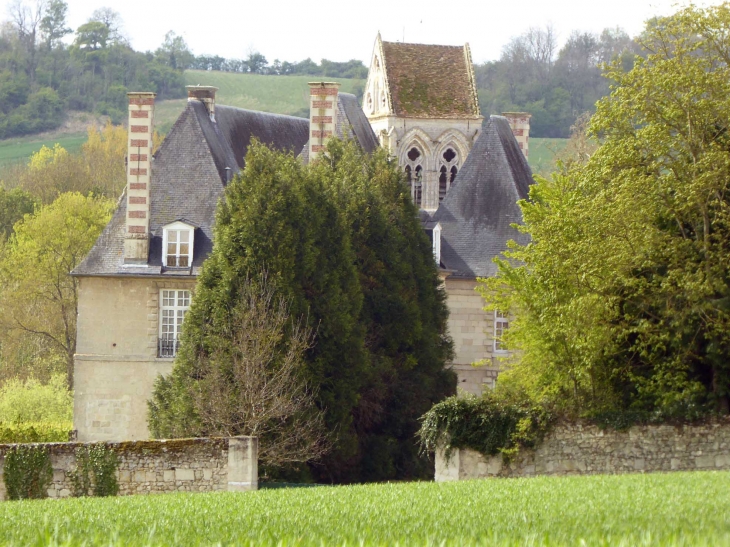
[162,221,195,268]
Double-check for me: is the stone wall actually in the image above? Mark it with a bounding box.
[0,436,257,501]
[436,420,730,481]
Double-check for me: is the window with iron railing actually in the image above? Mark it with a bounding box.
[158,289,190,357]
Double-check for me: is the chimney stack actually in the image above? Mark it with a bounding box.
[502,112,531,160]
[124,92,156,264]
[187,85,218,121]
[308,82,340,161]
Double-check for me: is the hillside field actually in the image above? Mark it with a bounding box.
[0,70,567,175]
[0,471,728,546]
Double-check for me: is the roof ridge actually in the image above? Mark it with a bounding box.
[376,34,394,116]
[463,43,481,118]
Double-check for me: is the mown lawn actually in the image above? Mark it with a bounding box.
[0,471,728,546]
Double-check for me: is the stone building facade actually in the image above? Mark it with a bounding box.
[364,35,533,396]
[72,35,533,441]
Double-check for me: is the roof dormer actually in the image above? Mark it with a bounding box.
[162,220,196,269]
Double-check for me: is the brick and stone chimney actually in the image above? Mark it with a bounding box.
[124,92,156,264]
[308,82,340,161]
[502,112,531,160]
[187,85,218,121]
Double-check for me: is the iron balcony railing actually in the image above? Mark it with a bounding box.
[158,337,180,358]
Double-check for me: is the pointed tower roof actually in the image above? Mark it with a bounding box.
[379,39,481,119]
[431,116,533,278]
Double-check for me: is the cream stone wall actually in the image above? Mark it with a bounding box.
[74,276,196,442]
[436,420,730,481]
[444,277,500,396]
[0,436,258,500]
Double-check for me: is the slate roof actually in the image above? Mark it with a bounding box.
[300,92,379,163]
[73,101,309,277]
[430,116,534,279]
[381,41,481,119]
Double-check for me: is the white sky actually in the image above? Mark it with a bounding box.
[2,0,727,63]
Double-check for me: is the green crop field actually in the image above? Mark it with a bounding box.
[0,70,568,174]
[529,137,568,177]
[0,133,87,169]
[1,471,728,546]
[153,70,366,134]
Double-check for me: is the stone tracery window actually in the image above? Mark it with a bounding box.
[405,146,424,208]
[438,147,459,202]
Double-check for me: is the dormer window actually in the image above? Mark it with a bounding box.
[162,221,195,268]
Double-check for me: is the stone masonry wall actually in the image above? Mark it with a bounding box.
[436,420,730,481]
[0,436,257,501]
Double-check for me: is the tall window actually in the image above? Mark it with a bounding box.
[438,147,459,202]
[163,221,194,268]
[405,146,424,208]
[494,310,509,352]
[159,289,191,357]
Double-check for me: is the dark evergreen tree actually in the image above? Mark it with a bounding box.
[149,139,455,483]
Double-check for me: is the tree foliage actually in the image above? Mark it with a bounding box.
[0,192,113,387]
[482,4,730,418]
[150,140,454,483]
[0,1,186,136]
[476,25,640,137]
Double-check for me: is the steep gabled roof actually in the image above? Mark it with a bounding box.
[430,116,534,278]
[73,101,309,277]
[380,40,481,119]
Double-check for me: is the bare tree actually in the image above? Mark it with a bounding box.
[8,0,46,84]
[191,275,330,467]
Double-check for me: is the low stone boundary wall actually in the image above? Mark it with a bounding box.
[0,436,257,500]
[436,421,730,481]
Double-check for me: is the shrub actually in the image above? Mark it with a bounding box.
[68,444,119,497]
[2,444,52,500]
[417,394,552,461]
[0,422,71,443]
[0,374,73,424]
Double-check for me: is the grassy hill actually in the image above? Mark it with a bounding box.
[0,70,566,175]
[154,70,366,134]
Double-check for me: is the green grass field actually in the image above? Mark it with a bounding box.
[0,69,566,173]
[1,471,728,546]
[0,133,87,168]
[153,70,366,134]
[530,138,568,177]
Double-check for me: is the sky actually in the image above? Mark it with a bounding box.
[1,0,727,64]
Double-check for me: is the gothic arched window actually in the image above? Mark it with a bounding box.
[405,146,424,208]
[438,147,459,202]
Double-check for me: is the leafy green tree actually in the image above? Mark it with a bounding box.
[40,0,71,50]
[315,140,455,481]
[150,141,367,477]
[155,31,193,70]
[482,4,730,417]
[0,187,35,240]
[0,192,113,388]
